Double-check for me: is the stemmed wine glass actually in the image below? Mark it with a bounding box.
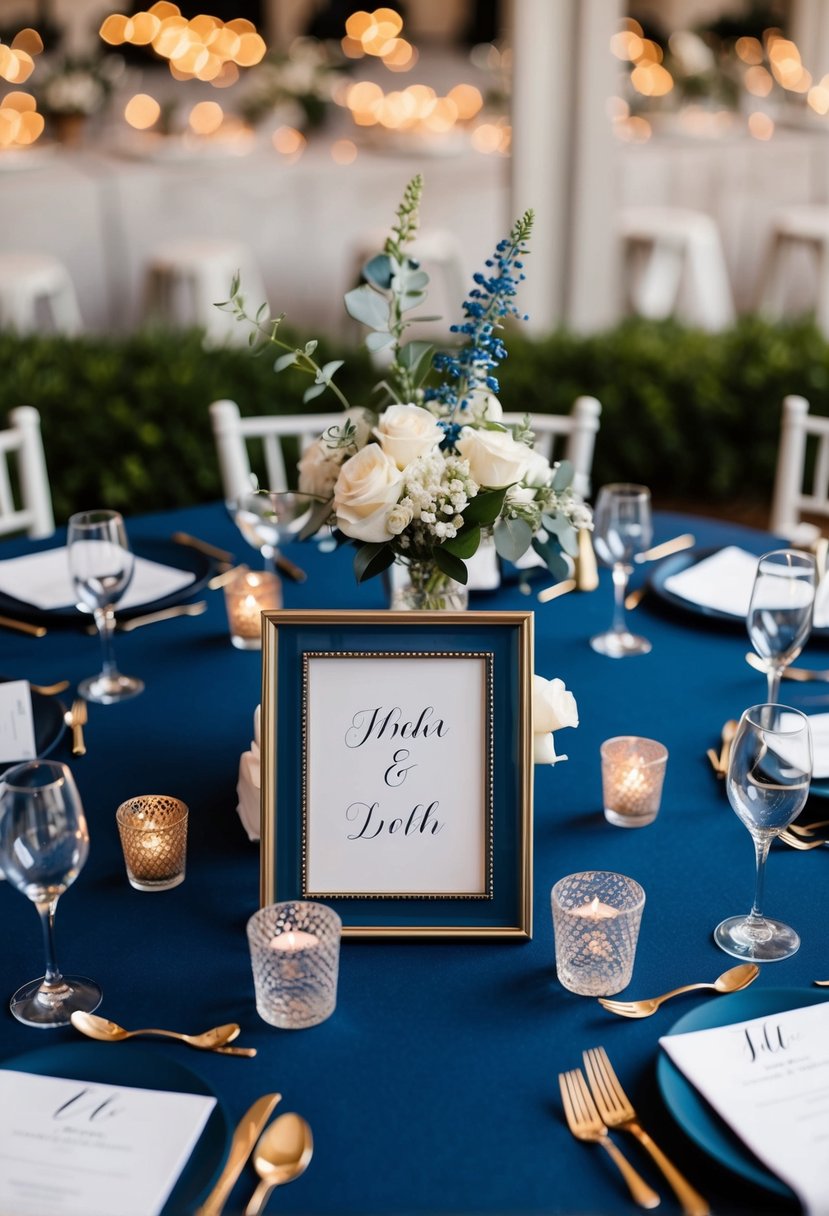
[67,509,144,704]
[715,703,812,962]
[231,490,313,572]
[0,760,101,1026]
[590,484,653,658]
[748,549,816,703]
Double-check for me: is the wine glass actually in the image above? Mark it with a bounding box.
[748,549,816,703]
[590,484,653,658]
[67,509,144,704]
[0,760,102,1026]
[715,703,811,962]
[231,490,313,572]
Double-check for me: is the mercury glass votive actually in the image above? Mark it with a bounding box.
[223,567,282,650]
[115,796,188,892]
[551,871,645,996]
[247,900,341,1029]
[601,736,668,828]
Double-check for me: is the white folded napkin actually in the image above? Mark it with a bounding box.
[804,712,829,779]
[236,704,261,841]
[662,545,758,617]
[0,546,196,612]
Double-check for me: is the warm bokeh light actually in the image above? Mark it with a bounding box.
[748,111,774,140]
[341,7,406,61]
[345,77,480,136]
[613,115,652,143]
[605,96,630,121]
[272,124,306,159]
[447,83,482,120]
[11,29,43,56]
[331,138,357,163]
[745,66,773,97]
[630,62,673,97]
[610,31,644,61]
[808,82,829,115]
[101,6,266,82]
[470,119,511,155]
[735,36,763,65]
[189,100,224,134]
[621,17,644,36]
[125,93,161,129]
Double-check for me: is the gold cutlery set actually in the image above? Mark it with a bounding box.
[196,1095,313,1216]
[560,1046,709,1213]
[70,1009,257,1057]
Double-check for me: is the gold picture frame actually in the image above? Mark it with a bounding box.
[260,609,534,940]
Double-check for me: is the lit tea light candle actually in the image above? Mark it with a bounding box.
[248,901,342,1029]
[551,871,646,996]
[268,929,320,951]
[116,796,189,892]
[224,567,281,650]
[601,736,668,827]
[570,896,619,920]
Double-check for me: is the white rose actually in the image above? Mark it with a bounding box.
[387,503,413,535]
[334,444,403,543]
[456,426,532,488]
[532,674,578,766]
[467,389,503,422]
[374,404,443,470]
[533,674,579,732]
[298,439,342,499]
[522,447,552,488]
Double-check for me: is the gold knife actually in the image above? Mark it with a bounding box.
[634,533,695,564]
[196,1092,282,1216]
[172,531,235,564]
[0,614,46,638]
[119,601,208,632]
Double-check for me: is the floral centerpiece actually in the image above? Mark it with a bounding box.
[238,39,347,132]
[221,175,591,608]
[37,55,120,144]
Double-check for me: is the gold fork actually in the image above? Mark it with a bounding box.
[780,829,827,851]
[583,1047,708,1216]
[558,1068,660,1209]
[789,818,829,836]
[65,698,87,757]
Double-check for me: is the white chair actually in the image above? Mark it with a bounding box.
[619,207,735,332]
[757,207,829,338]
[502,396,602,498]
[0,406,54,539]
[0,253,82,336]
[210,398,346,501]
[770,394,829,543]
[144,240,267,348]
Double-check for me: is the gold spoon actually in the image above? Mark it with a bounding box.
[598,963,759,1018]
[245,1112,313,1216]
[70,1010,256,1056]
[814,979,829,987]
[718,719,739,777]
[29,680,70,696]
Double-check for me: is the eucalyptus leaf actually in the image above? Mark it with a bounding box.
[255,301,269,323]
[298,498,334,540]
[433,546,468,585]
[532,536,570,582]
[319,359,344,381]
[344,284,390,331]
[365,330,395,352]
[354,542,394,583]
[400,269,429,291]
[401,292,426,312]
[552,459,574,491]
[398,340,433,373]
[442,524,481,559]
[304,339,318,356]
[273,351,297,373]
[303,383,327,403]
[363,254,393,289]
[463,487,508,527]
[493,516,533,562]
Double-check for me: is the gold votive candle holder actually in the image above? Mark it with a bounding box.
[601,736,668,828]
[116,795,188,892]
[223,567,282,650]
[247,900,341,1029]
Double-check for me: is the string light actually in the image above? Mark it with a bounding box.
[0,29,44,147]
[99,5,266,83]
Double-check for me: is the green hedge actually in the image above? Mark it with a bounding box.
[2,318,828,524]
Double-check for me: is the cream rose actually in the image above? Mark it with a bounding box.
[298,439,342,500]
[456,426,532,488]
[333,444,404,544]
[532,674,578,766]
[522,447,552,488]
[373,404,443,470]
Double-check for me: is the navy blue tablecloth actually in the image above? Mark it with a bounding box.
[0,504,825,1216]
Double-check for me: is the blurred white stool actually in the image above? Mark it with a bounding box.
[619,207,735,331]
[144,240,267,347]
[757,206,829,337]
[0,253,82,336]
[347,228,467,347]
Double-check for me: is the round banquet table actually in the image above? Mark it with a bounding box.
[0,503,825,1216]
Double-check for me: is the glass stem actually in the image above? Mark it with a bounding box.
[611,563,630,635]
[262,545,277,575]
[766,664,782,704]
[93,606,118,678]
[748,835,772,924]
[36,898,68,994]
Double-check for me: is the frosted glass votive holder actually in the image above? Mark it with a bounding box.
[223,567,282,650]
[247,901,341,1029]
[116,796,188,892]
[601,736,668,828]
[552,871,645,996]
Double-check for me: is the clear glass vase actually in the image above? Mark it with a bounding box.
[389,558,469,611]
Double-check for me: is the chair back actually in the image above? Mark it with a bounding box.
[0,407,54,539]
[210,399,347,501]
[502,396,602,497]
[770,395,829,542]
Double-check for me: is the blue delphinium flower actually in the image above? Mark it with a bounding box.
[426,210,533,429]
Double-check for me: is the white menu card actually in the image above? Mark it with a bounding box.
[0,679,36,764]
[0,1070,216,1216]
[660,1001,829,1215]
